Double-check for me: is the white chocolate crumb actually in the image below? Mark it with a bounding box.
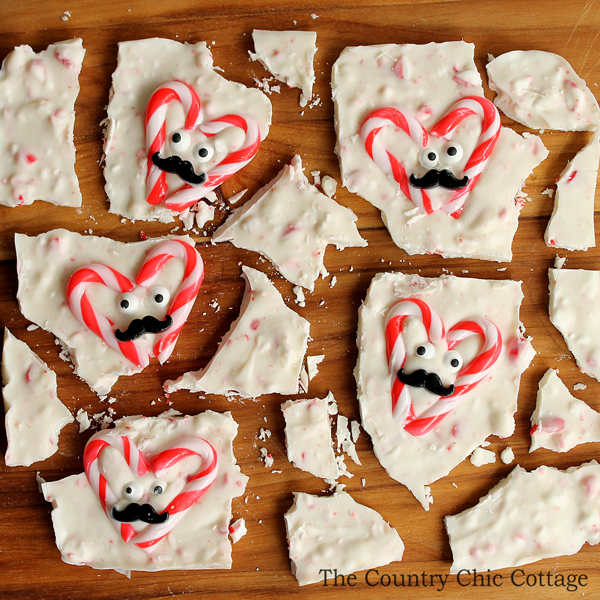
[470,447,496,467]
[229,518,247,543]
[500,447,515,464]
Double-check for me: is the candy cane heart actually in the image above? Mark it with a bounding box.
[83,430,218,552]
[385,298,502,436]
[145,80,262,213]
[66,239,204,368]
[361,96,501,218]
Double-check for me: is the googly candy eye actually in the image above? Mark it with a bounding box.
[148,286,170,308]
[151,480,167,496]
[443,142,463,165]
[118,292,139,314]
[443,350,463,373]
[415,342,435,359]
[170,130,190,152]
[418,147,439,169]
[193,142,214,163]
[122,481,144,502]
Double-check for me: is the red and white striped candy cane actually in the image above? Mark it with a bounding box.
[403,318,502,436]
[145,81,261,213]
[136,239,204,364]
[83,431,151,546]
[361,96,501,218]
[83,430,218,552]
[385,297,445,422]
[361,107,433,213]
[66,264,149,367]
[133,436,218,550]
[429,96,501,217]
[145,81,202,207]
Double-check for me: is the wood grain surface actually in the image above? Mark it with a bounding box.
[1,0,599,598]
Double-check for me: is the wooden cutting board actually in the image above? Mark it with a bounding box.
[0,0,599,598]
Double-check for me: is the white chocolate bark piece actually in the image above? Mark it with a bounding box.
[531,369,600,453]
[16,229,201,396]
[42,411,247,572]
[446,462,600,573]
[332,42,548,261]
[213,155,366,291]
[545,129,600,250]
[0,39,85,208]
[250,30,317,107]
[2,328,73,467]
[487,50,600,131]
[356,272,534,509]
[549,268,600,382]
[165,266,310,397]
[104,38,272,222]
[285,491,404,586]
[281,394,339,480]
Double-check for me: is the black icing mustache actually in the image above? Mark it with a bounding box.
[409,169,469,190]
[116,314,173,342]
[111,503,169,524]
[397,368,455,397]
[152,152,207,185]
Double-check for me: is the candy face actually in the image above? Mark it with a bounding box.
[385,297,502,436]
[145,81,261,212]
[84,429,218,552]
[66,239,204,369]
[361,97,501,218]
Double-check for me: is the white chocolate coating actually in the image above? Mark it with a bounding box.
[545,129,600,250]
[165,266,310,397]
[281,394,339,480]
[549,268,600,382]
[285,491,404,586]
[355,272,534,509]
[531,369,600,453]
[250,30,317,106]
[15,229,198,396]
[2,328,73,467]
[0,39,85,208]
[42,411,247,572]
[213,155,366,290]
[332,42,548,261]
[104,38,272,222]
[487,50,600,131]
[446,462,600,573]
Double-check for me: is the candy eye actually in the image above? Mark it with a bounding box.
[193,143,214,163]
[122,482,143,502]
[170,130,190,152]
[415,342,435,359]
[443,142,463,164]
[118,292,139,314]
[152,480,167,496]
[443,350,463,373]
[148,286,170,308]
[419,147,439,169]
